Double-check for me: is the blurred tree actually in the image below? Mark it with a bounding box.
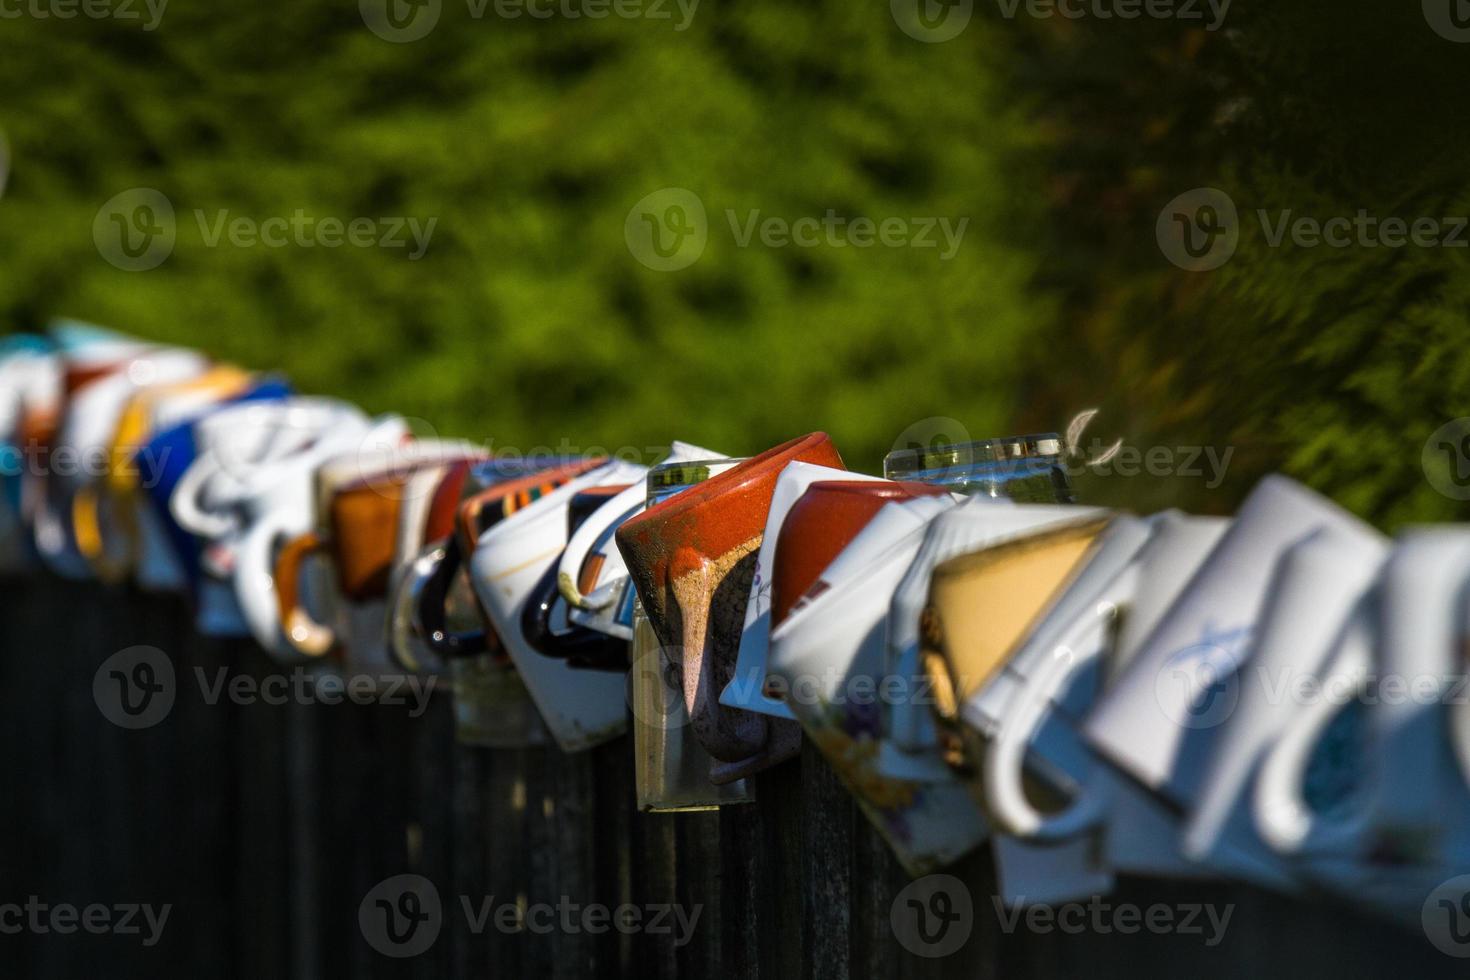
[0,1,1051,473]
[991,0,1470,524]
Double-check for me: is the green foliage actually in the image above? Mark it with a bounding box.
[990,1,1470,524]
[0,2,1050,472]
[2,1,1466,525]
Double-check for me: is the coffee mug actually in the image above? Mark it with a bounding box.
[392,458,554,747]
[1084,475,1379,809]
[769,479,951,631]
[414,457,607,659]
[34,345,209,579]
[962,513,1162,841]
[1252,599,1376,865]
[471,459,646,752]
[171,397,380,541]
[1182,523,1386,891]
[175,400,406,641]
[616,433,844,784]
[627,457,753,811]
[74,365,263,587]
[0,336,59,574]
[977,517,1175,909]
[272,440,484,666]
[133,375,295,594]
[923,512,1113,739]
[878,498,1109,783]
[1257,528,1470,922]
[386,457,480,672]
[768,492,980,874]
[410,457,604,748]
[721,461,873,720]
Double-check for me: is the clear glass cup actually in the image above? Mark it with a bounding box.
[631,457,754,811]
[883,433,1073,503]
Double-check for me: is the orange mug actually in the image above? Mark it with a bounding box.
[616,432,844,784]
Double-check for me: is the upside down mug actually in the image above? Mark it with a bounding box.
[626,457,753,811]
[173,400,404,643]
[1255,528,1470,924]
[1183,523,1387,891]
[879,499,1109,783]
[470,458,646,752]
[616,433,844,784]
[270,439,482,667]
[768,492,976,873]
[412,457,603,748]
[35,345,209,580]
[0,336,58,574]
[77,365,271,589]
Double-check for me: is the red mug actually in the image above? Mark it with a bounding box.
[770,479,950,631]
[616,432,844,783]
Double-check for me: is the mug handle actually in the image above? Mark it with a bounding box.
[520,558,629,671]
[556,488,642,610]
[417,484,531,657]
[387,542,448,673]
[416,534,489,657]
[170,453,239,539]
[981,647,1106,840]
[1253,631,1371,855]
[274,530,336,657]
[234,509,319,658]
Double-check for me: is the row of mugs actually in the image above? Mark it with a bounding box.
[0,323,1460,925]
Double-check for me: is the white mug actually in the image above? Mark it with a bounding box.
[721,461,882,720]
[1257,528,1470,922]
[171,397,378,540]
[982,517,1222,909]
[471,459,646,752]
[878,498,1109,782]
[965,513,1163,842]
[1183,523,1386,891]
[181,403,406,641]
[1084,474,1378,808]
[769,493,989,875]
[1091,515,1232,878]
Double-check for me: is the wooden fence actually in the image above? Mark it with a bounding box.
[0,575,1461,978]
